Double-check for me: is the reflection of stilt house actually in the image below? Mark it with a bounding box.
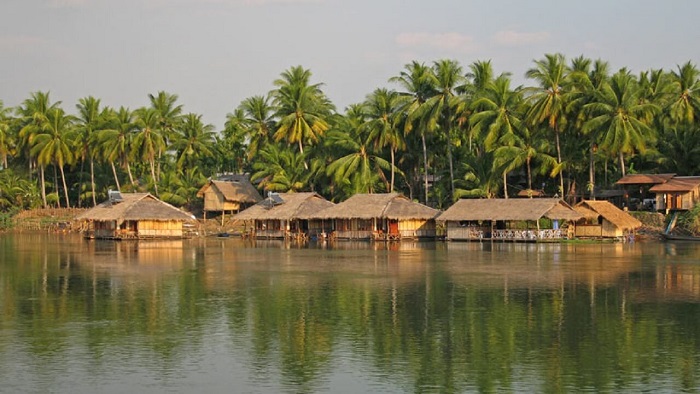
[196,175,262,223]
[574,200,642,239]
[438,198,581,242]
[310,193,440,240]
[233,192,335,240]
[76,192,197,239]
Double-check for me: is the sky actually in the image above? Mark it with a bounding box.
[2,0,699,128]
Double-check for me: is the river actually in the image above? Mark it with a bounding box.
[1,233,699,393]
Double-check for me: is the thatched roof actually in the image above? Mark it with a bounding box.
[649,176,700,193]
[574,200,642,230]
[437,198,582,222]
[616,173,675,185]
[233,192,334,221]
[308,193,440,220]
[75,193,196,222]
[196,179,262,203]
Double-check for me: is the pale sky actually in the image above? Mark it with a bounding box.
[2,0,699,128]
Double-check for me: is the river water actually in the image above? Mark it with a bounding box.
[1,233,700,393]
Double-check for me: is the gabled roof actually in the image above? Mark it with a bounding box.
[437,198,582,222]
[649,176,700,193]
[196,179,262,203]
[233,192,334,221]
[615,173,676,185]
[574,200,642,230]
[309,193,440,220]
[75,193,196,222]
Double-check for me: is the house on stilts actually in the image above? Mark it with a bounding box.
[75,192,197,240]
[573,200,642,240]
[196,174,262,223]
[437,198,581,242]
[310,193,440,240]
[233,192,335,240]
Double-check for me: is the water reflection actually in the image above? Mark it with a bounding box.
[1,234,700,393]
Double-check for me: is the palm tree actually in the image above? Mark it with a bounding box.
[667,61,700,125]
[100,107,138,190]
[364,88,407,192]
[272,66,334,167]
[420,59,465,200]
[171,113,216,170]
[390,61,436,204]
[31,108,76,207]
[525,53,569,196]
[0,101,13,169]
[234,95,276,162]
[493,126,559,193]
[583,70,659,177]
[454,150,500,199]
[133,107,166,196]
[326,106,390,198]
[17,91,61,207]
[75,96,106,206]
[251,143,310,193]
[148,91,183,141]
[470,75,524,152]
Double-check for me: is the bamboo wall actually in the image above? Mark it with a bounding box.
[138,220,184,238]
[203,190,240,211]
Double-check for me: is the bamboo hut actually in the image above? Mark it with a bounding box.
[309,193,440,240]
[196,175,262,222]
[574,200,643,239]
[233,192,335,240]
[75,192,197,239]
[437,198,581,242]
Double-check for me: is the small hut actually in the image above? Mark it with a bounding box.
[196,175,262,222]
[310,193,440,240]
[233,192,335,240]
[437,198,581,241]
[574,200,642,239]
[649,176,700,212]
[75,192,197,239]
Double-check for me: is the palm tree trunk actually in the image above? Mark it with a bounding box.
[40,164,47,208]
[589,145,595,201]
[54,166,60,208]
[503,171,508,199]
[298,140,308,170]
[111,162,121,191]
[619,151,626,177]
[555,128,564,195]
[447,141,455,201]
[526,157,532,193]
[422,133,428,205]
[59,165,70,208]
[126,161,135,187]
[150,159,159,196]
[390,148,395,192]
[90,158,96,206]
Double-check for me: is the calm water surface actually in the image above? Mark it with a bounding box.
[2,233,700,393]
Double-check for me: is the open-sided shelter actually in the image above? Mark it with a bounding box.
[437,198,581,241]
[309,193,440,240]
[233,192,335,240]
[196,174,262,222]
[574,200,642,239]
[75,192,197,239]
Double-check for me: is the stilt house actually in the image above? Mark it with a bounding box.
[75,192,197,239]
[574,200,642,239]
[437,198,581,241]
[310,193,440,240]
[196,174,262,222]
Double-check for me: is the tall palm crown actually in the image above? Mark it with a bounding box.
[470,75,525,152]
[171,113,216,170]
[583,70,659,176]
[272,66,334,157]
[364,88,407,192]
[237,95,276,161]
[668,61,700,125]
[31,108,76,207]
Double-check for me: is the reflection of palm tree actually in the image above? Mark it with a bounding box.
[32,108,76,207]
[364,88,407,192]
